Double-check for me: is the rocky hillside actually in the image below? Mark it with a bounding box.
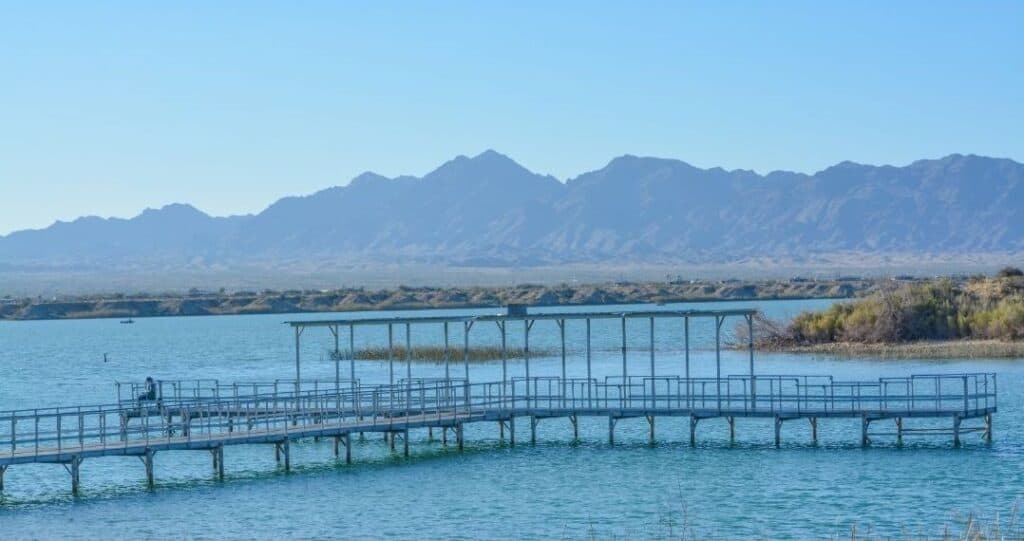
[1,151,1021,271]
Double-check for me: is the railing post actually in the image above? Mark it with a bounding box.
[963,375,969,415]
[748,314,756,411]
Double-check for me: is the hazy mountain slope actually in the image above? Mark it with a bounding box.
[0,151,1021,271]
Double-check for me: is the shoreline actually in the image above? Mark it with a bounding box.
[763,340,1024,359]
[0,278,875,322]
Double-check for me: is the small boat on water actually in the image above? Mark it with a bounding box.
[120,318,135,324]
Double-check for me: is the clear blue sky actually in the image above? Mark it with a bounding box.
[1,1,1021,234]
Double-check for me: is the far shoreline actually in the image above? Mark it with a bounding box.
[0,277,873,322]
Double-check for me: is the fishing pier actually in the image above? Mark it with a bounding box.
[0,306,998,495]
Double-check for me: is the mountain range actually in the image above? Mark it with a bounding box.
[2,151,1022,273]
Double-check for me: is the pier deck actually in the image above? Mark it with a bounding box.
[0,307,999,495]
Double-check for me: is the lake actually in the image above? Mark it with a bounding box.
[0,298,1021,539]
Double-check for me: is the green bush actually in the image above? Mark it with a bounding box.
[781,274,1024,344]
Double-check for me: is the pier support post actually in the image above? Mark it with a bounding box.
[389,432,396,452]
[403,429,410,457]
[0,465,7,491]
[333,435,340,457]
[212,446,224,480]
[647,415,656,445]
[428,427,433,441]
[861,416,871,447]
[608,417,617,445]
[276,440,291,471]
[810,417,818,445]
[456,423,464,451]
[442,426,448,445]
[530,416,538,445]
[69,456,82,496]
[895,418,903,446]
[499,421,504,441]
[509,417,516,447]
[774,416,783,447]
[984,414,993,444]
[143,449,155,488]
[689,416,698,447]
[344,434,352,464]
[727,416,735,445]
[953,416,962,447]
[570,415,578,441]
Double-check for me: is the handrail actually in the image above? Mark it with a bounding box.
[1,373,997,461]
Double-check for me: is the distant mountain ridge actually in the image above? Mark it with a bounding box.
[2,151,1022,270]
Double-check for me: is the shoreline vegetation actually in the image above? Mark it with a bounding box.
[753,267,1024,358]
[0,277,884,321]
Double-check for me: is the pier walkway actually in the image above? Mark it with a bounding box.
[0,307,998,495]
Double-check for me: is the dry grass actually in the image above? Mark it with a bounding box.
[767,339,1024,359]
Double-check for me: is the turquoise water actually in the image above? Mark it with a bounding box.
[0,299,1021,539]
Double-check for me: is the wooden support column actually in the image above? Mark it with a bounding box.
[524,320,533,408]
[213,446,224,480]
[586,318,592,406]
[344,433,352,464]
[0,465,7,492]
[69,456,82,496]
[621,316,627,383]
[559,319,566,408]
[727,416,735,444]
[984,414,993,444]
[895,417,903,446]
[294,326,302,391]
[530,416,538,445]
[747,314,756,411]
[333,435,340,456]
[143,449,155,488]
[608,417,617,445]
[403,428,410,457]
[715,316,723,413]
[689,416,698,447]
[953,415,962,447]
[647,415,655,445]
[277,440,291,471]
[509,417,516,447]
[388,324,394,386]
[774,416,783,447]
[861,416,871,447]
[349,324,356,394]
[456,423,464,451]
[684,317,690,408]
[570,415,579,441]
[810,417,818,445]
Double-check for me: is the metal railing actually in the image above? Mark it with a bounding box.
[1,373,996,463]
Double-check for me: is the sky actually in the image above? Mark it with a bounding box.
[1,1,1022,235]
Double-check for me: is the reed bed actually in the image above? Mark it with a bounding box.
[329,345,555,363]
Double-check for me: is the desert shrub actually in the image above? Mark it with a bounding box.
[997,266,1024,278]
[777,273,1024,345]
